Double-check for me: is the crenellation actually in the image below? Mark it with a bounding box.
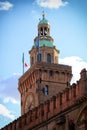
[62,89,67,110]
[55,93,60,113]
[26,111,32,124]
[12,120,16,130]
[22,114,27,126]
[65,87,69,101]
[45,100,50,113]
[1,71,87,130]
[52,96,57,115]
[76,81,80,99]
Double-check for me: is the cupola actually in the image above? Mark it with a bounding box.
[29,12,60,66]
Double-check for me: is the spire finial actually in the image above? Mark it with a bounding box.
[42,10,45,19]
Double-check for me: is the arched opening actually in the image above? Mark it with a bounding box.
[76,105,87,130]
[47,53,51,63]
[44,27,47,36]
[44,85,49,95]
[37,53,42,62]
[40,27,43,36]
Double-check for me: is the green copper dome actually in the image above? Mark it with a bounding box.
[39,18,49,24]
[39,13,49,25]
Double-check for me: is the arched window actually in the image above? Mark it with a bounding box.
[40,27,43,36]
[44,85,49,95]
[37,53,42,62]
[47,53,51,63]
[44,27,47,36]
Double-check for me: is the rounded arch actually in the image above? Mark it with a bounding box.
[76,103,87,129]
[24,92,35,113]
[76,104,87,123]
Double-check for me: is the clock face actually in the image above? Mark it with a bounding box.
[25,93,34,113]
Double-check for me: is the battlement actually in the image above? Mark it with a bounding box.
[1,68,87,130]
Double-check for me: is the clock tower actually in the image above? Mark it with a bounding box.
[18,13,72,115]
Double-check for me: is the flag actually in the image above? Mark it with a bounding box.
[22,53,28,74]
[24,62,28,67]
[35,34,40,52]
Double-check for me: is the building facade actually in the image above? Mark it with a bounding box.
[1,13,87,130]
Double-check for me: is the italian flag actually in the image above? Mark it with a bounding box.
[22,53,28,67]
[22,53,28,74]
[24,62,28,67]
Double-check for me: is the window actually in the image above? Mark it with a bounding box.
[40,27,43,36]
[44,27,47,36]
[37,53,42,62]
[47,53,51,63]
[45,85,49,95]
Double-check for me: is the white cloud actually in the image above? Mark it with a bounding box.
[59,56,87,83]
[3,97,19,104]
[0,104,15,120]
[37,0,68,9]
[0,1,13,11]
[0,74,20,103]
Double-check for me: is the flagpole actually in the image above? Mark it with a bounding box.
[36,33,40,62]
[22,53,24,74]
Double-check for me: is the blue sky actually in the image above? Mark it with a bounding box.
[0,0,87,128]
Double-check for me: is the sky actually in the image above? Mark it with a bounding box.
[0,0,87,128]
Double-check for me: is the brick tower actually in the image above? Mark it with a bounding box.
[18,13,72,115]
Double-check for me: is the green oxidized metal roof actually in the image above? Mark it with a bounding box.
[34,39,54,48]
[39,13,49,25]
[39,40,53,47]
[39,18,49,24]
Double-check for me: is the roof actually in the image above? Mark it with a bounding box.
[34,39,54,48]
[39,13,49,25]
[39,18,49,25]
[39,39,53,47]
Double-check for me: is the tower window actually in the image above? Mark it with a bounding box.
[40,27,43,36]
[44,85,49,95]
[37,53,42,62]
[47,54,51,63]
[44,27,47,36]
